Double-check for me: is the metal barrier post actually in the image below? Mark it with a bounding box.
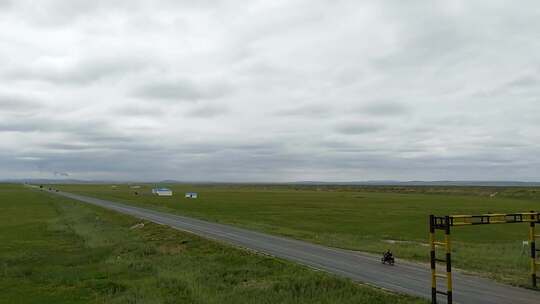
[429,212,540,302]
[531,219,537,288]
[445,216,453,304]
[430,215,437,303]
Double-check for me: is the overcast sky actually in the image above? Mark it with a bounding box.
[1,1,540,182]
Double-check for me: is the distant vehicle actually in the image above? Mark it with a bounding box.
[185,192,198,199]
[152,188,173,196]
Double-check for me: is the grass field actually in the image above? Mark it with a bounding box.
[0,184,425,304]
[54,183,540,288]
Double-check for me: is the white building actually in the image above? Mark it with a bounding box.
[185,192,198,199]
[153,188,173,196]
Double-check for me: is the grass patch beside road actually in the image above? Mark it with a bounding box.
[0,184,424,304]
[56,184,540,288]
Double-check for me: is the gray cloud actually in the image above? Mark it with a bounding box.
[7,1,139,27]
[0,94,41,112]
[0,116,108,134]
[54,171,69,177]
[507,75,539,88]
[115,103,166,117]
[133,79,231,102]
[186,103,229,118]
[1,1,540,182]
[359,101,410,116]
[0,0,11,8]
[275,104,330,118]
[6,56,147,85]
[502,74,540,96]
[335,121,383,135]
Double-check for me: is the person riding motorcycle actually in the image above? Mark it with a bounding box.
[382,249,394,264]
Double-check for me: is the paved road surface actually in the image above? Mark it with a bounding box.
[46,189,539,304]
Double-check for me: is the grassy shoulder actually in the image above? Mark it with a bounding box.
[0,184,424,304]
[55,184,540,288]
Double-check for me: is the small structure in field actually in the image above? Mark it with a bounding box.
[130,185,141,189]
[152,188,173,196]
[185,192,198,199]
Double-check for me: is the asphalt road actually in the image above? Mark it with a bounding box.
[47,189,539,304]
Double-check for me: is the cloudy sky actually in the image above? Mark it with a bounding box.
[1,1,539,182]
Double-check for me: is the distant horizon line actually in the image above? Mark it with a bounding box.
[4,178,540,186]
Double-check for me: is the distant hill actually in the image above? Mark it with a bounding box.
[293,180,540,187]
[3,178,540,187]
[1,178,132,184]
[2,178,200,185]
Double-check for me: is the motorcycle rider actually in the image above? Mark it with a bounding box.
[383,249,393,262]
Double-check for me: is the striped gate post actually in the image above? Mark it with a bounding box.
[445,216,452,304]
[531,218,537,287]
[430,215,436,303]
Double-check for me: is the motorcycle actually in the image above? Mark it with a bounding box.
[381,254,395,265]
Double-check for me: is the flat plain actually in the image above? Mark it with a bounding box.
[0,184,425,304]
[56,184,540,288]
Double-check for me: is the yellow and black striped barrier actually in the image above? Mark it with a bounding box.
[429,212,539,304]
[531,221,537,287]
[429,215,453,304]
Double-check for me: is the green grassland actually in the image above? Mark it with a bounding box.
[0,184,424,304]
[55,183,540,288]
